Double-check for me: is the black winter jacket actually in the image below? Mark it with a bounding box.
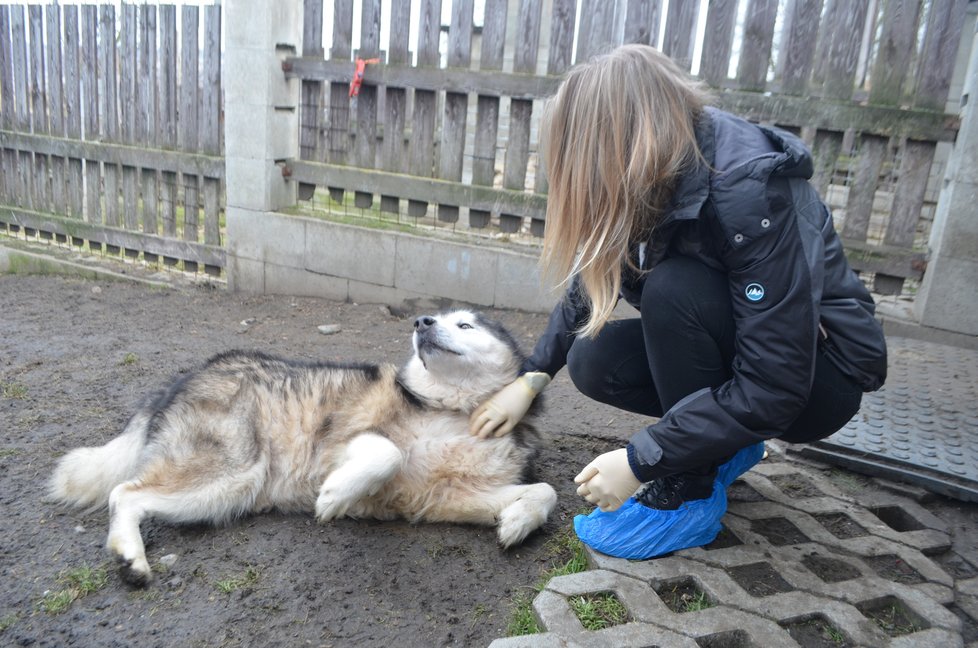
[525,107,887,479]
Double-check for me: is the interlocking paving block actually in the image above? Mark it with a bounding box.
[799,337,978,502]
[495,457,968,647]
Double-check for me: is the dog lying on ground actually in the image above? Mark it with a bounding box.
[48,310,557,586]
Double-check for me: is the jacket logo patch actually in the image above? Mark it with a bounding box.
[745,283,765,302]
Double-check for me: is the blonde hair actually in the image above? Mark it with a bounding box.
[540,44,709,338]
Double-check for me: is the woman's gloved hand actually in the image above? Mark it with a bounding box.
[574,448,641,512]
[470,372,551,438]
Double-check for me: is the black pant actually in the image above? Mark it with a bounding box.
[566,256,863,462]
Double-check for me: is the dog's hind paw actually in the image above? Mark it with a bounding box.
[117,555,153,588]
[497,484,557,548]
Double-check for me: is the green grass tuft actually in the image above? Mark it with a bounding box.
[215,565,261,594]
[568,592,630,631]
[38,565,109,614]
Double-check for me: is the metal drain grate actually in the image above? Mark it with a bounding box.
[800,336,978,502]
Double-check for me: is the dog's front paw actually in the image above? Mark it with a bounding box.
[315,489,352,522]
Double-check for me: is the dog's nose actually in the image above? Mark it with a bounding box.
[414,316,436,332]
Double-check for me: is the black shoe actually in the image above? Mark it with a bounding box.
[634,471,717,510]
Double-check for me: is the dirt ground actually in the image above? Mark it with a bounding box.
[3,273,978,648]
[0,273,643,648]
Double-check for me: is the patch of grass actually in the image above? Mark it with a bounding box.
[679,590,712,612]
[505,524,591,637]
[506,591,541,636]
[214,565,261,594]
[0,448,18,460]
[120,352,139,366]
[568,592,629,631]
[1,382,27,399]
[0,612,19,632]
[38,565,109,614]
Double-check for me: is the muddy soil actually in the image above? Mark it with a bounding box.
[3,273,978,648]
[0,274,641,648]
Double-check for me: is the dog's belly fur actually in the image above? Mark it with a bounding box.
[138,358,534,520]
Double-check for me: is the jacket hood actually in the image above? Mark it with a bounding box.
[664,107,815,226]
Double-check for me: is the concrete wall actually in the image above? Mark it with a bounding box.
[227,213,557,313]
[915,20,978,336]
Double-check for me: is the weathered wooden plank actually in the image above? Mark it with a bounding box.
[379,0,410,213]
[202,4,222,248]
[28,5,47,212]
[159,5,178,256]
[0,7,12,134]
[10,6,32,208]
[576,0,616,64]
[45,4,65,215]
[139,4,159,255]
[662,0,699,71]
[63,6,84,221]
[810,129,843,197]
[887,139,934,249]
[0,6,12,203]
[299,0,324,201]
[0,131,224,177]
[470,0,507,228]
[287,55,560,98]
[623,0,661,47]
[502,0,542,234]
[914,0,968,111]
[437,0,475,223]
[841,135,888,242]
[841,237,925,280]
[120,3,139,253]
[821,0,869,100]
[181,6,200,251]
[710,90,958,142]
[326,0,353,178]
[547,0,576,76]
[778,0,823,95]
[867,0,921,106]
[736,0,778,91]
[352,0,381,210]
[407,0,440,218]
[289,159,547,220]
[3,207,226,268]
[201,5,221,156]
[81,5,102,237]
[699,0,736,86]
[99,6,120,234]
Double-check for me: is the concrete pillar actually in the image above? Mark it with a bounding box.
[915,20,978,336]
[223,0,302,293]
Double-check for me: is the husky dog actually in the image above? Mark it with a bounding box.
[49,310,557,586]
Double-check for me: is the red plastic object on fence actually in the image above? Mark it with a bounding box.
[349,57,381,98]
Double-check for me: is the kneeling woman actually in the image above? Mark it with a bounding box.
[470,44,887,557]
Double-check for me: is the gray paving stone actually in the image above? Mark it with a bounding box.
[490,337,976,647]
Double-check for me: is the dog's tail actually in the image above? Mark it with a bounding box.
[48,413,149,510]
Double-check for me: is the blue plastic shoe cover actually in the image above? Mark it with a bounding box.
[716,442,765,488]
[573,485,727,560]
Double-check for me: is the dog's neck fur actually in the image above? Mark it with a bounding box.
[397,356,515,412]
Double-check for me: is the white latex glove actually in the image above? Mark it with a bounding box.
[574,448,641,512]
[470,372,550,439]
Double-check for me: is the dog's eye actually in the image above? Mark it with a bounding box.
[457,322,473,329]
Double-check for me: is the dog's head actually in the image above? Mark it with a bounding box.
[400,310,526,411]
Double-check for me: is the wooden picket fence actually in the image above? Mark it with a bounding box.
[286,0,969,295]
[0,3,224,274]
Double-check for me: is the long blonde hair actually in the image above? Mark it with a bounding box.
[540,44,709,338]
